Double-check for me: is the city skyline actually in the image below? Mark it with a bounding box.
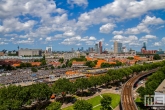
[0,0,165,51]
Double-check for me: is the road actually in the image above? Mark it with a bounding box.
[121,68,158,110]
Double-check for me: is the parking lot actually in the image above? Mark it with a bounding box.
[0,68,84,86]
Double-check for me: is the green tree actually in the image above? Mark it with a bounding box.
[74,100,92,110]
[153,54,161,60]
[100,74,111,87]
[94,60,98,65]
[62,64,66,68]
[127,57,134,60]
[31,67,38,72]
[89,76,101,89]
[41,60,46,66]
[59,58,64,63]
[52,78,74,102]
[90,61,95,68]
[65,59,69,67]
[51,66,55,70]
[57,66,61,69]
[100,95,112,110]
[26,62,32,67]
[75,78,90,95]
[46,101,62,110]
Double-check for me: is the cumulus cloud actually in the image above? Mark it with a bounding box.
[89,36,96,40]
[125,16,165,34]
[99,23,116,33]
[63,30,75,36]
[61,35,97,45]
[111,35,140,46]
[112,31,123,35]
[139,35,157,42]
[153,42,162,46]
[67,0,88,7]
[77,0,165,31]
[0,42,8,45]
[39,38,43,40]
[142,16,165,25]
[15,39,34,44]
[0,18,36,33]
[0,0,165,47]
[45,37,52,41]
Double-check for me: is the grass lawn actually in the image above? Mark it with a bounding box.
[62,93,120,110]
[135,97,142,103]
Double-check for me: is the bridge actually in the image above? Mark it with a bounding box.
[121,68,159,110]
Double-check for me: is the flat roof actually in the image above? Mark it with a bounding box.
[155,79,165,94]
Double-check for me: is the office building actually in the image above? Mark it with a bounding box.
[95,44,99,53]
[18,48,42,56]
[99,41,102,54]
[114,41,122,54]
[46,46,52,53]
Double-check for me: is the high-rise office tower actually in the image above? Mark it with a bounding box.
[114,41,122,54]
[46,46,52,53]
[99,41,102,54]
[95,44,99,53]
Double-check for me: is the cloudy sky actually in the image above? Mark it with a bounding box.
[0,0,165,51]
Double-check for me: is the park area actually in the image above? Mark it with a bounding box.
[62,93,120,110]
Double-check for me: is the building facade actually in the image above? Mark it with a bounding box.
[99,41,102,54]
[114,41,122,54]
[18,48,42,56]
[46,46,52,53]
[95,44,99,53]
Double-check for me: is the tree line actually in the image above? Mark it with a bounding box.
[137,66,165,101]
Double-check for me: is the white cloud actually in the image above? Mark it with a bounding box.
[111,35,140,46]
[86,41,94,45]
[76,43,82,46]
[15,39,34,44]
[0,0,165,47]
[67,0,88,7]
[0,42,8,45]
[76,0,165,32]
[99,23,116,33]
[125,16,165,35]
[63,30,75,37]
[112,31,123,35]
[89,36,96,40]
[162,37,165,42]
[105,43,109,46]
[153,42,162,46]
[45,37,52,41]
[139,35,157,42]
[0,18,36,33]
[61,35,97,45]
[39,38,43,40]
[142,16,165,25]
[125,24,149,35]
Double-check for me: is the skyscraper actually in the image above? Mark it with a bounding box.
[46,46,52,53]
[118,42,122,53]
[95,44,99,53]
[99,41,102,54]
[114,41,122,54]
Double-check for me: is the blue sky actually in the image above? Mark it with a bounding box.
[0,0,165,51]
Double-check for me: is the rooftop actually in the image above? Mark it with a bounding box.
[155,79,165,94]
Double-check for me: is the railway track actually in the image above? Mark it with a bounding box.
[121,68,158,110]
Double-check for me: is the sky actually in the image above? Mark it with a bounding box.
[0,0,165,51]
